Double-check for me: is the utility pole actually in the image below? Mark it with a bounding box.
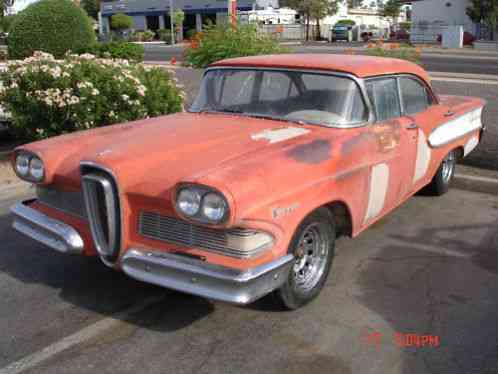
[228,0,237,27]
[169,0,175,45]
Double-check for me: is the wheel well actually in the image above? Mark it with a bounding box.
[324,201,353,238]
[453,146,464,160]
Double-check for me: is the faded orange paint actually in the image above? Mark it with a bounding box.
[12,55,486,272]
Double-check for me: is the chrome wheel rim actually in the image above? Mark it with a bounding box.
[292,223,329,293]
[441,152,456,184]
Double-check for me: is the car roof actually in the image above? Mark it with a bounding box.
[210,54,430,83]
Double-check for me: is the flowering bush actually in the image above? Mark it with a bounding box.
[0,52,184,140]
[184,24,288,68]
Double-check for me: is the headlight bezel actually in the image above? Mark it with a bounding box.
[175,184,230,225]
[14,151,45,183]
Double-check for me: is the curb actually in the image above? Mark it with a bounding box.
[453,173,498,196]
[429,71,498,81]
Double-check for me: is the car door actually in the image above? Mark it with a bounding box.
[362,77,418,224]
[398,75,448,193]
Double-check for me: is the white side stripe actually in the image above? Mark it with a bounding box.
[364,163,389,223]
[413,129,432,184]
[428,107,483,147]
[464,136,480,156]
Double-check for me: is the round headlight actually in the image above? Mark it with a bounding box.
[202,192,227,222]
[177,188,201,216]
[29,157,44,181]
[15,154,30,176]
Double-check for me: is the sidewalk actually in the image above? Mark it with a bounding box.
[295,42,498,58]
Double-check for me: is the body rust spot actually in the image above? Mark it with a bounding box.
[287,139,331,164]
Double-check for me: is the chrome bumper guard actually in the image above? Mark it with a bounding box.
[122,249,294,305]
[10,201,84,255]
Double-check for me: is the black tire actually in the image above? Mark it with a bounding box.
[425,150,457,196]
[275,208,336,310]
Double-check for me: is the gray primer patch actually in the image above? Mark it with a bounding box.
[287,139,331,164]
[251,127,310,144]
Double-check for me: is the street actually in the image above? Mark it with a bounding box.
[1,187,497,374]
[143,44,498,76]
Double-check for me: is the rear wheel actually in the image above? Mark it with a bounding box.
[426,150,457,196]
[275,208,335,310]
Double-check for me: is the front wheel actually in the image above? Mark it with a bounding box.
[275,208,336,310]
[426,150,457,196]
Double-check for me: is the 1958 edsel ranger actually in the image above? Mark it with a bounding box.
[10,54,486,309]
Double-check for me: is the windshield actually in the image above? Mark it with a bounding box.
[190,69,368,127]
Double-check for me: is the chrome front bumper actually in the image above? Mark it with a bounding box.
[122,249,294,305]
[10,201,84,255]
[11,201,294,304]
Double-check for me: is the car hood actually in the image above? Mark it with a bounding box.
[20,112,322,192]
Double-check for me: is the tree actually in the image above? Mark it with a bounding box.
[81,0,100,19]
[110,13,133,31]
[8,0,96,59]
[172,9,185,41]
[310,0,340,40]
[286,0,340,41]
[466,0,498,39]
[381,0,401,29]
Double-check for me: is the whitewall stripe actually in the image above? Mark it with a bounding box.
[364,163,389,223]
[413,129,432,184]
[428,107,483,147]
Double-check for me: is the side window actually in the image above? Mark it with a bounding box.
[366,78,401,122]
[399,77,429,115]
[260,71,298,102]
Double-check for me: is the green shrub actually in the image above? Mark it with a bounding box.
[399,22,412,31]
[111,13,134,31]
[1,15,17,32]
[365,46,421,65]
[91,41,145,62]
[185,29,197,40]
[184,24,288,68]
[158,28,173,43]
[0,51,184,140]
[7,0,96,59]
[131,30,155,42]
[335,19,355,26]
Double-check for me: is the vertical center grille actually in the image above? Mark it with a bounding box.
[81,165,121,262]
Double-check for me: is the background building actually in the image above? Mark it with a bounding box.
[100,0,255,35]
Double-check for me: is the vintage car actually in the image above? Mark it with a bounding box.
[10,54,486,309]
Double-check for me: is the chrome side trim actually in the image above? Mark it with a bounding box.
[10,201,84,254]
[122,249,294,305]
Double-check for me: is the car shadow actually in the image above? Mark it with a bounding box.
[355,219,498,373]
[0,211,214,333]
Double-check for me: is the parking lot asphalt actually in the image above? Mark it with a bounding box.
[1,186,498,374]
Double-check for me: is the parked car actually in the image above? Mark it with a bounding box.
[389,28,410,41]
[10,54,486,309]
[331,25,351,42]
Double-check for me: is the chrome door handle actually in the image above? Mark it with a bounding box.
[406,123,418,130]
[444,111,455,117]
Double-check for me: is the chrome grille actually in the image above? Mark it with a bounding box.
[81,165,121,263]
[36,186,86,219]
[139,211,271,258]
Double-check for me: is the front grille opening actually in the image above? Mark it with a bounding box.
[138,211,271,258]
[95,183,110,243]
[81,164,121,263]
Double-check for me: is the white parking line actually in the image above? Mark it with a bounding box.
[0,294,167,374]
